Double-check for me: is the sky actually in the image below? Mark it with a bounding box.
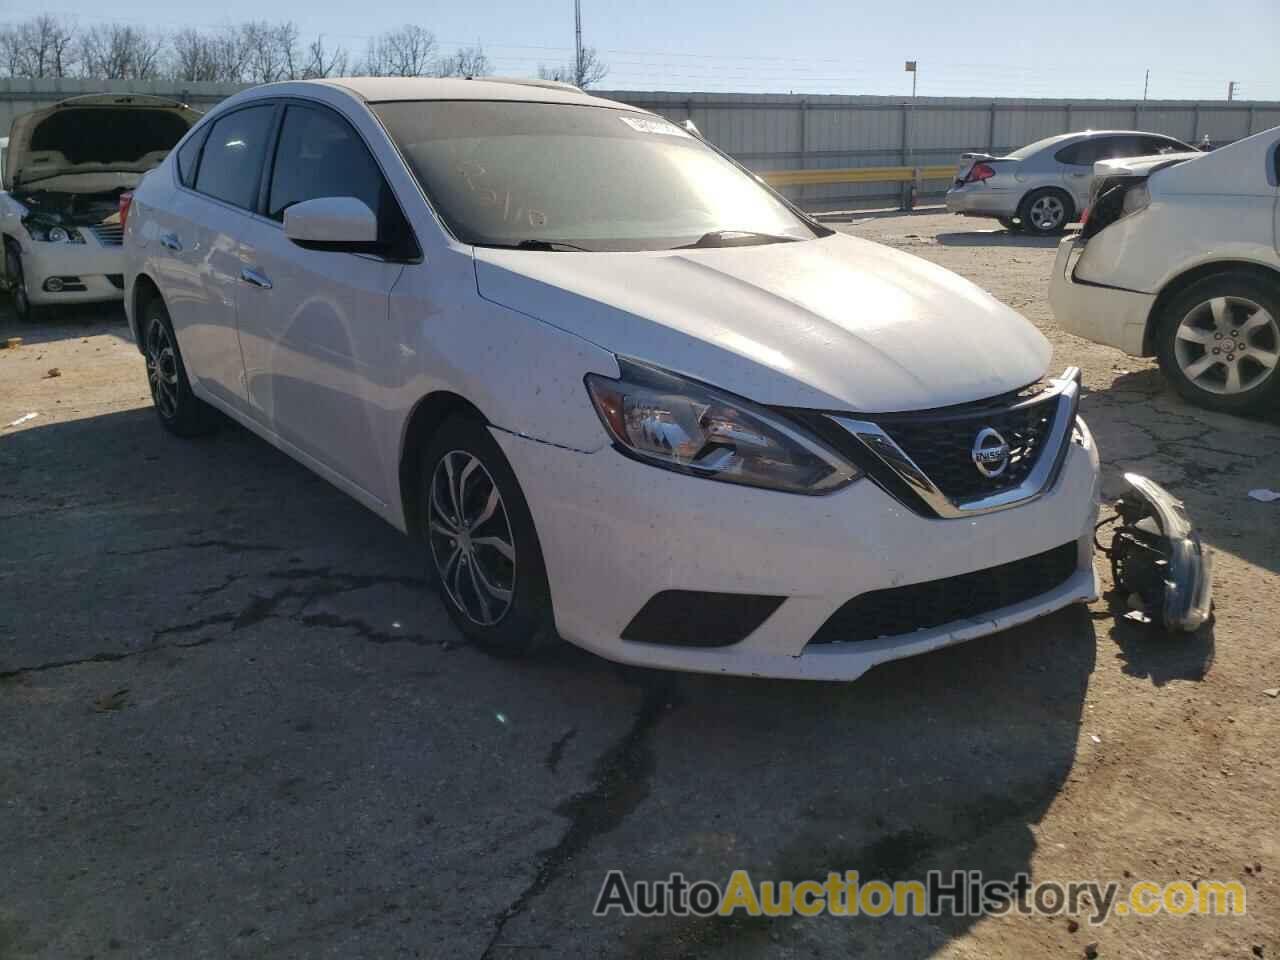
[10,0,1280,100]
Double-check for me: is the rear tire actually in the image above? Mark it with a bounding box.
[141,297,218,436]
[419,415,555,657]
[1155,271,1280,415]
[1018,188,1073,235]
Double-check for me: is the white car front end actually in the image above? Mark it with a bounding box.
[472,232,1101,680]
[6,209,127,306]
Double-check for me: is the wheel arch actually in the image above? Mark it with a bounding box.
[130,272,164,352]
[398,391,489,539]
[1143,260,1280,355]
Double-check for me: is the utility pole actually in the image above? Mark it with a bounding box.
[1227,80,1238,102]
[1143,69,1149,101]
[574,0,583,86]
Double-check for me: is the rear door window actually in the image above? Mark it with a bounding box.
[193,105,276,211]
[1055,140,1100,166]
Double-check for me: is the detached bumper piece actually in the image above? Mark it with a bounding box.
[809,541,1078,645]
[1108,473,1213,631]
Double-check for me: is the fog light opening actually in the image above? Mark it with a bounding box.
[43,277,64,293]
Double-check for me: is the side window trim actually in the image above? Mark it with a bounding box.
[176,122,211,188]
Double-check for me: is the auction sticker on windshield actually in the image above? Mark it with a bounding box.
[619,115,690,136]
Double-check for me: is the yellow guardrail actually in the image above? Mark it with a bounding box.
[761,165,955,187]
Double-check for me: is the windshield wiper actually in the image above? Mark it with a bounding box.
[476,239,592,252]
[676,230,803,249]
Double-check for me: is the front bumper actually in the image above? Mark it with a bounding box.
[495,424,1101,681]
[19,240,124,306]
[1048,237,1155,356]
[945,185,1020,218]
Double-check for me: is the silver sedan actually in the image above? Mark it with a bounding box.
[945,130,1193,234]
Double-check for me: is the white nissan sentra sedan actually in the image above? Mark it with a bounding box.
[123,78,1104,680]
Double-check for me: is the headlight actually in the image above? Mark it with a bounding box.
[1120,183,1150,217]
[585,359,861,494]
[23,220,84,244]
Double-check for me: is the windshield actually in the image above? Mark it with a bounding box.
[373,100,818,251]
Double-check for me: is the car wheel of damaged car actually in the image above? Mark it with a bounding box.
[1156,273,1280,415]
[421,415,554,657]
[1019,188,1072,235]
[5,245,40,323]
[143,299,217,436]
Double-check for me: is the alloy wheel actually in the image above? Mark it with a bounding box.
[1028,195,1065,231]
[1173,296,1279,395]
[145,318,180,419]
[427,450,516,627]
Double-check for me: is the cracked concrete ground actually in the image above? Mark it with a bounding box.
[2,213,1277,959]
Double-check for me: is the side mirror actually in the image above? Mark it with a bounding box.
[284,196,378,249]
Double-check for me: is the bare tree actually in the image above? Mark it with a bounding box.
[0,16,79,78]
[359,24,437,78]
[79,23,165,79]
[537,46,607,88]
[435,44,490,78]
[303,35,349,79]
[170,26,251,82]
[240,20,302,83]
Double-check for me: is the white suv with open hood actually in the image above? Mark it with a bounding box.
[2,94,200,321]
[122,78,1129,679]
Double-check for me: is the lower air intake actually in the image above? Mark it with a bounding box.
[808,541,1078,645]
[622,590,785,648]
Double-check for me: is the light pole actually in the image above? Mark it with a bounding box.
[904,60,918,210]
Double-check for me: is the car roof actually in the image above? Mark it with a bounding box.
[310,76,639,112]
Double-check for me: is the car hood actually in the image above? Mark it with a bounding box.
[474,233,1052,412]
[5,94,200,190]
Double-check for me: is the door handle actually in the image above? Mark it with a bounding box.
[159,233,183,252]
[240,267,272,290]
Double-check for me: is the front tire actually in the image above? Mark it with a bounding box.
[142,298,218,436]
[420,415,555,657]
[1018,188,1073,235]
[1155,272,1280,415]
[5,245,41,323]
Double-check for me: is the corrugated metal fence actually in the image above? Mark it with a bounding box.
[5,78,1278,211]
[601,91,1280,210]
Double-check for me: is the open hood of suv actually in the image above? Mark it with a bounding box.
[475,233,1052,413]
[5,94,200,190]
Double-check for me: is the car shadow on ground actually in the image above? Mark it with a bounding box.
[2,403,1111,957]
[934,229,1063,248]
[0,300,132,347]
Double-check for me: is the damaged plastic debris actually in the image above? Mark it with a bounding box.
[1097,473,1213,632]
[6,412,38,428]
[1247,489,1280,503]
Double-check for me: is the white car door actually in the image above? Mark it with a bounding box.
[233,102,410,504]
[156,103,278,411]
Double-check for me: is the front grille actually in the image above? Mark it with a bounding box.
[879,392,1057,503]
[808,541,1078,645]
[91,223,124,246]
